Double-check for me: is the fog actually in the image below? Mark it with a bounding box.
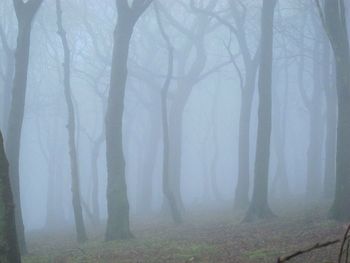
[0,0,349,262]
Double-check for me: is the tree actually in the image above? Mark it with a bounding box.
[316,0,350,220]
[160,0,218,214]
[190,0,260,211]
[0,131,21,263]
[56,0,87,243]
[244,0,277,222]
[298,14,325,200]
[6,0,44,253]
[105,0,152,240]
[155,2,182,224]
[322,38,337,199]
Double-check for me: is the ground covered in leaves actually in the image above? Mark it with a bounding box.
[23,202,347,263]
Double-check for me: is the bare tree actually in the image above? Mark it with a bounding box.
[191,0,260,211]
[316,0,350,220]
[105,0,152,240]
[244,0,277,222]
[155,2,182,224]
[56,0,87,243]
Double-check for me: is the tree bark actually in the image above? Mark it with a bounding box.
[56,0,87,243]
[244,0,277,222]
[0,131,21,263]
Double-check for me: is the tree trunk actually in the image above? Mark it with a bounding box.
[244,0,277,222]
[210,87,222,201]
[322,0,350,220]
[234,84,254,211]
[137,111,160,215]
[90,133,103,225]
[322,40,337,199]
[305,40,325,200]
[0,41,14,137]
[6,0,44,253]
[105,15,135,240]
[155,5,183,223]
[0,131,21,263]
[56,0,87,243]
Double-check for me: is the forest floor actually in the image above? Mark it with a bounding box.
[23,202,347,263]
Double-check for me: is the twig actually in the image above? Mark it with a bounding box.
[345,239,350,263]
[277,239,340,263]
[338,224,350,263]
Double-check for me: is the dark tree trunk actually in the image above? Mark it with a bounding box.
[56,0,87,243]
[105,19,133,241]
[0,131,21,263]
[105,0,151,240]
[6,0,43,254]
[322,0,350,220]
[244,0,277,222]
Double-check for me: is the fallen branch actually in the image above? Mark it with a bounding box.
[277,239,340,263]
[277,223,350,263]
[338,224,350,263]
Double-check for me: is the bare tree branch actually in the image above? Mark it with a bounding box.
[277,239,340,263]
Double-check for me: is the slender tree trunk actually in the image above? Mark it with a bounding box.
[210,88,222,201]
[155,5,182,223]
[0,131,21,263]
[234,85,254,211]
[137,111,161,215]
[272,59,289,198]
[90,133,103,225]
[322,41,337,199]
[56,0,87,243]
[244,0,277,222]
[168,99,186,212]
